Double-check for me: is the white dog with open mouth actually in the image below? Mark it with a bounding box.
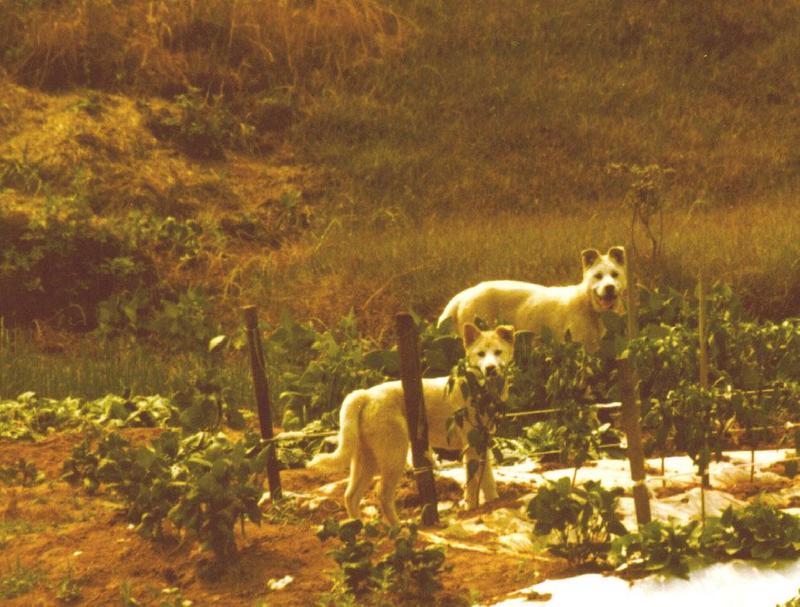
[309,324,514,526]
[438,247,626,352]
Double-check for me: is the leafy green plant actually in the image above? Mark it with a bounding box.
[666,383,722,484]
[375,523,447,598]
[124,213,203,263]
[63,428,270,562]
[172,366,244,434]
[493,421,561,464]
[97,287,221,352]
[527,478,627,566]
[0,458,43,487]
[167,432,268,560]
[0,392,178,440]
[272,312,386,430]
[447,353,510,486]
[0,197,153,327]
[61,435,105,495]
[0,392,91,440]
[0,558,41,600]
[699,503,800,561]
[542,330,611,471]
[318,519,381,596]
[143,88,253,160]
[610,519,699,578]
[317,518,447,602]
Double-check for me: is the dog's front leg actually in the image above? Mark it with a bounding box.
[480,456,498,502]
[463,450,483,510]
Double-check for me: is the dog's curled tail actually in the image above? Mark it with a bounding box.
[437,291,463,329]
[308,390,369,472]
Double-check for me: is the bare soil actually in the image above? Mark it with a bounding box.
[0,431,564,606]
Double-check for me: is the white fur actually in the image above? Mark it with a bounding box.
[437,247,627,352]
[308,325,514,525]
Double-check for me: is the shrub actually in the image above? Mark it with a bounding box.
[527,477,627,566]
[0,198,154,327]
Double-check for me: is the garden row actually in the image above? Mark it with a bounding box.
[2,284,799,590]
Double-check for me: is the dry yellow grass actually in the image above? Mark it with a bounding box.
[0,0,406,95]
[241,198,800,337]
[1,0,799,343]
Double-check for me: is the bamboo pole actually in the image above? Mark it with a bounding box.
[619,247,651,525]
[698,272,711,492]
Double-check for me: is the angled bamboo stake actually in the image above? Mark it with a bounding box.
[618,246,651,525]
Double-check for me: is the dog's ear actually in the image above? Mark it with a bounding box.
[581,248,600,270]
[608,246,626,266]
[463,323,481,347]
[495,325,515,345]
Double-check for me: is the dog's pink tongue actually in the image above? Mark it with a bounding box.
[600,298,616,310]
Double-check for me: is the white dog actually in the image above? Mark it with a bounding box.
[309,324,514,526]
[438,247,626,352]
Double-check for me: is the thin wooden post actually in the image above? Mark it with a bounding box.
[396,313,439,526]
[242,305,282,501]
[619,247,651,525]
[698,272,711,491]
[698,272,709,391]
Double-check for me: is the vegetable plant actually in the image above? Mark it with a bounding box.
[527,477,627,566]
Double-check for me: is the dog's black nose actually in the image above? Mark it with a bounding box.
[485,365,497,376]
[603,284,616,297]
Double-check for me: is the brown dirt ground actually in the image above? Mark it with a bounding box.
[0,431,566,606]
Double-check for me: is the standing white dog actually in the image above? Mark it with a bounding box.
[438,247,626,352]
[309,324,514,526]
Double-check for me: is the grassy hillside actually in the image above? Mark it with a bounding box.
[0,0,799,354]
[300,0,800,213]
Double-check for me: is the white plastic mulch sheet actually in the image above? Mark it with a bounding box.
[428,449,800,606]
[493,560,800,607]
[300,450,800,605]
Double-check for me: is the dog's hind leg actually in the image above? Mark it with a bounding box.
[344,450,375,520]
[375,440,408,527]
[376,469,403,527]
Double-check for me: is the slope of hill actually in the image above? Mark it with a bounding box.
[1,0,799,339]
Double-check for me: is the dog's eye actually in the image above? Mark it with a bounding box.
[494,349,502,356]
[478,351,486,357]
[595,272,603,280]
[611,271,619,278]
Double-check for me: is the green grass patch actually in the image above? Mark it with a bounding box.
[0,333,253,405]
[247,199,800,336]
[0,558,42,600]
[0,520,45,549]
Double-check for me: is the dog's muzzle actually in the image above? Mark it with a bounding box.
[594,289,619,311]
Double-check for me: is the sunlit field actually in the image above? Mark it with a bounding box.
[1,1,800,605]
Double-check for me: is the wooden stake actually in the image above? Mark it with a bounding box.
[396,313,439,526]
[698,271,709,391]
[619,247,651,525]
[698,272,711,489]
[242,305,282,501]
